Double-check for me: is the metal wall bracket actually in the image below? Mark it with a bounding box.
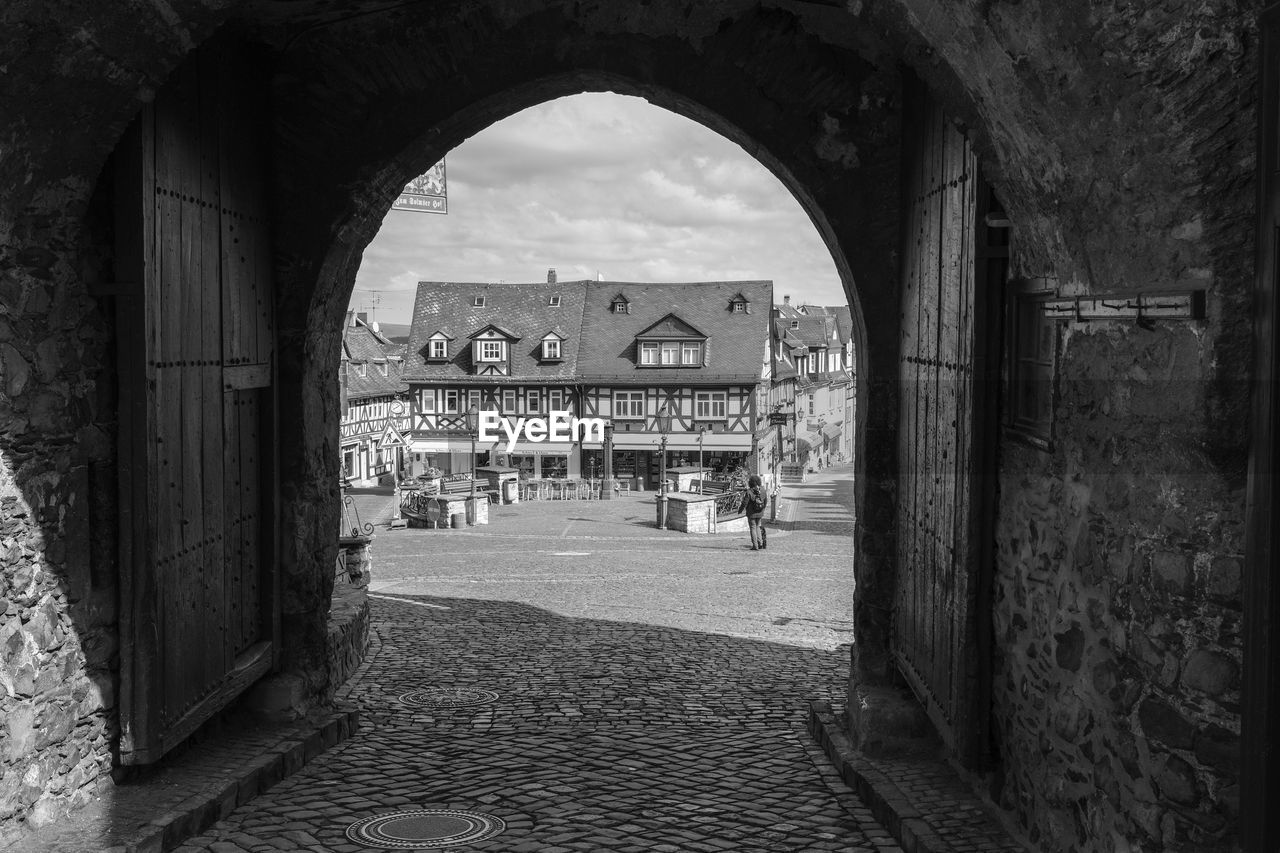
[1041,290,1206,322]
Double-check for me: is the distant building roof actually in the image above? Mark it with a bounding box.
[403,279,772,385]
[577,281,772,384]
[403,281,588,382]
[342,313,408,400]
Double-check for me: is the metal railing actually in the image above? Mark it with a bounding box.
[341,492,373,538]
[714,490,748,520]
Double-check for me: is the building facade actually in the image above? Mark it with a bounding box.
[339,312,410,486]
[402,275,773,488]
[770,297,856,470]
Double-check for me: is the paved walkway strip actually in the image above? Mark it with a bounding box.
[175,594,899,852]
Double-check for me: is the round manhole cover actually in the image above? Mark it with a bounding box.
[398,687,500,708]
[346,809,506,849]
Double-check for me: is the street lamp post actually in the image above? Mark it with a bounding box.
[697,426,707,494]
[601,421,615,501]
[654,403,672,528]
[465,403,479,521]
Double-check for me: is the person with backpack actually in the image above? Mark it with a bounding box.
[745,474,769,550]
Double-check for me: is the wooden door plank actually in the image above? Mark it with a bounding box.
[199,46,228,678]
[1243,6,1280,847]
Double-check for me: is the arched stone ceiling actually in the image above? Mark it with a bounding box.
[0,0,1257,297]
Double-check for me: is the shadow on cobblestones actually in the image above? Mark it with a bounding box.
[174,593,899,852]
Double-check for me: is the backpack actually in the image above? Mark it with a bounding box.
[746,487,768,514]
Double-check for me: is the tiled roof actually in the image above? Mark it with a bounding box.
[828,305,853,345]
[577,281,772,383]
[342,316,408,400]
[403,279,772,385]
[404,281,589,382]
[773,315,831,348]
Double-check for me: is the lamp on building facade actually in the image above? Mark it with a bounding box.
[465,403,479,505]
[655,403,672,528]
[601,420,615,501]
[697,425,707,494]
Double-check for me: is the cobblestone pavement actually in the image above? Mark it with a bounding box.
[175,467,901,851]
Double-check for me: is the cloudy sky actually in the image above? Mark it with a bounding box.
[351,92,846,325]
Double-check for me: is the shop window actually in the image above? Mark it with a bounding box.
[1006,279,1057,448]
[543,455,569,478]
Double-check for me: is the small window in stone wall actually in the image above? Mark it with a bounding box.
[1006,278,1057,449]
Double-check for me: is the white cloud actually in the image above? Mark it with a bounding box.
[351,92,845,324]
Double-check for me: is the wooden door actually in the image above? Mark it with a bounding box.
[1243,5,1280,847]
[892,81,994,767]
[113,41,278,764]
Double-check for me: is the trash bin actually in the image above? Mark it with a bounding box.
[450,511,465,529]
[502,480,519,504]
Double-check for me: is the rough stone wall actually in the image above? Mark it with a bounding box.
[328,541,370,694]
[0,199,119,841]
[992,320,1244,853]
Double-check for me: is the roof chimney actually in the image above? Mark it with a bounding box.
[547,268,557,284]
[783,295,790,306]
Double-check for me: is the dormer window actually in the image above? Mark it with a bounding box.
[549,295,561,307]
[539,330,567,362]
[473,296,486,307]
[733,302,746,312]
[611,293,630,314]
[468,323,519,376]
[729,293,751,313]
[613,301,627,313]
[635,313,707,368]
[790,320,800,329]
[424,330,454,362]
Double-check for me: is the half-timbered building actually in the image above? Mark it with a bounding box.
[339,312,410,486]
[402,275,773,487]
[577,280,773,489]
[402,274,590,480]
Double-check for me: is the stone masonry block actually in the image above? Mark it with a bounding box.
[1180,650,1237,697]
[1151,551,1191,595]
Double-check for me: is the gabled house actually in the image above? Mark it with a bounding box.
[577,280,773,488]
[402,273,588,480]
[339,311,411,485]
[769,297,857,470]
[401,274,774,486]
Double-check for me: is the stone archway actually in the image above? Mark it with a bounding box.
[262,7,909,697]
[0,1,1266,848]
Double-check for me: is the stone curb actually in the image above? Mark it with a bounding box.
[118,707,360,853]
[807,701,950,853]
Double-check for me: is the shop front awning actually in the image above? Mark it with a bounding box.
[581,432,754,452]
